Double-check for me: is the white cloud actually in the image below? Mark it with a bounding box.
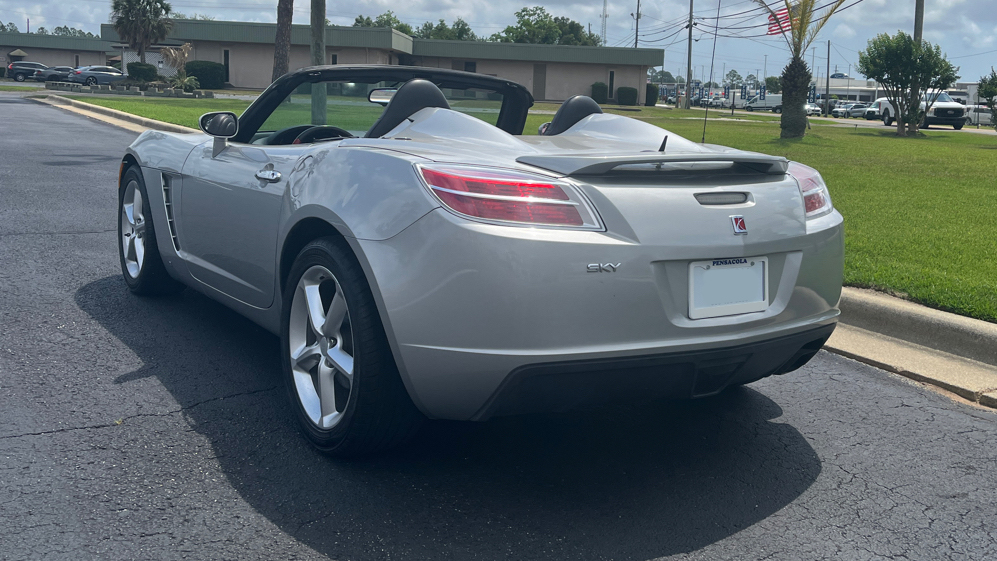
[834,24,857,39]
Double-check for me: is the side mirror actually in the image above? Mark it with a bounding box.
[368,88,397,106]
[538,122,551,135]
[199,111,238,138]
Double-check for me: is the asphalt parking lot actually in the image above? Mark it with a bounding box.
[2,95,996,560]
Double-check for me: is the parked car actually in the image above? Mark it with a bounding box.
[708,95,727,108]
[965,105,993,126]
[831,103,855,118]
[66,65,126,86]
[6,61,47,82]
[880,91,966,129]
[805,103,822,116]
[116,65,843,456]
[830,72,849,79]
[864,99,885,120]
[846,103,869,118]
[33,66,75,82]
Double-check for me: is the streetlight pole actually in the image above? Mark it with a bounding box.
[684,0,694,109]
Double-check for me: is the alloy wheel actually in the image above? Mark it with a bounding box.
[288,265,355,430]
[119,180,146,278]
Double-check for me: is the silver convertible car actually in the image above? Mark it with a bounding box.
[118,66,843,456]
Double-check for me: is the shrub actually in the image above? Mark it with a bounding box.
[0,67,5,78]
[617,86,638,106]
[645,83,658,106]
[185,60,226,89]
[110,61,121,70]
[126,62,157,82]
[591,82,608,104]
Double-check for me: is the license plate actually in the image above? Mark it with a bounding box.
[688,257,768,319]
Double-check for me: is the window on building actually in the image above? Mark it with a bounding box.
[74,54,79,67]
[464,61,476,73]
[330,54,338,65]
[223,49,230,82]
[609,70,615,97]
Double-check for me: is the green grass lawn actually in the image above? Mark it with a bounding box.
[64,95,997,322]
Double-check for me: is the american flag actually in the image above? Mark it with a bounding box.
[767,7,792,35]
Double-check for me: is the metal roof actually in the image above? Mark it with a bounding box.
[412,39,662,66]
[0,31,112,52]
[99,20,411,51]
[95,20,661,66]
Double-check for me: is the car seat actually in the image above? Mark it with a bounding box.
[365,79,451,138]
[542,95,603,136]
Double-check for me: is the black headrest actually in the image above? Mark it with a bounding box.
[543,95,603,136]
[365,79,451,138]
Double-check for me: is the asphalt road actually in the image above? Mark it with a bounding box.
[2,96,996,561]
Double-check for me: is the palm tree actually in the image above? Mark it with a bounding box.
[272,0,294,82]
[753,0,847,138]
[111,0,173,64]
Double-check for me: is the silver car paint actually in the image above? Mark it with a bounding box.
[124,108,843,420]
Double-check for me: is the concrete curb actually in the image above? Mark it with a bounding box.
[30,94,198,135]
[839,287,997,367]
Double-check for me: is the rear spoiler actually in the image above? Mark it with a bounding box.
[516,153,789,176]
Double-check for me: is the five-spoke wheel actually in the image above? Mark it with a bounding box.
[120,179,146,279]
[117,166,183,295]
[288,265,355,430]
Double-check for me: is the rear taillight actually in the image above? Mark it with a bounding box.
[788,162,833,219]
[74,70,82,74]
[417,164,602,229]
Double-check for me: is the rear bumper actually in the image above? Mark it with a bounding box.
[358,206,844,421]
[476,323,835,420]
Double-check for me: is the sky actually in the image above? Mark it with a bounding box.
[1,0,995,83]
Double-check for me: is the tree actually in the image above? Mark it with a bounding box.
[1,22,20,33]
[857,31,959,136]
[978,68,997,131]
[753,0,848,138]
[171,12,214,20]
[111,0,174,64]
[353,11,414,36]
[53,26,96,37]
[648,69,677,83]
[745,74,758,88]
[35,27,49,34]
[552,16,600,46]
[724,69,743,87]
[272,0,293,82]
[765,75,782,93]
[490,6,560,44]
[414,18,478,41]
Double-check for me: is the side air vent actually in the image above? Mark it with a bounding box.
[161,174,180,251]
[694,192,749,205]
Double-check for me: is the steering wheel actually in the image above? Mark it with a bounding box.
[262,125,315,145]
[293,125,354,144]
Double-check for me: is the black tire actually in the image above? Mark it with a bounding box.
[953,123,964,130]
[883,111,893,127]
[280,237,423,457]
[14,73,25,82]
[85,77,97,86]
[773,107,782,114]
[118,166,184,296]
[746,106,754,112]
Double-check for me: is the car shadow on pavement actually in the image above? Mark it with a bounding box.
[77,276,822,560]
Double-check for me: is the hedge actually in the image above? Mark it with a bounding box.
[617,86,638,106]
[185,60,226,89]
[0,67,5,78]
[126,62,158,82]
[591,82,608,104]
[645,83,658,106]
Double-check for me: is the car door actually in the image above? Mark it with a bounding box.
[178,142,302,308]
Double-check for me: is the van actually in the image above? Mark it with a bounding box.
[744,93,783,112]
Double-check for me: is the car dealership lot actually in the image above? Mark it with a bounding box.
[2,96,997,560]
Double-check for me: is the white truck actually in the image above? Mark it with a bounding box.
[744,93,783,112]
[879,91,967,130]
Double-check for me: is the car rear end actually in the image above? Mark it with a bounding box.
[358,149,843,421]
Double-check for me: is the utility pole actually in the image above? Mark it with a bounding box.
[633,0,641,48]
[763,55,767,83]
[310,0,327,125]
[600,0,608,46]
[811,47,816,70]
[684,0,694,109]
[913,0,924,42]
[824,40,831,115]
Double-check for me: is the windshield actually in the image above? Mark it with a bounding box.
[924,92,954,103]
[258,80,505,137]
